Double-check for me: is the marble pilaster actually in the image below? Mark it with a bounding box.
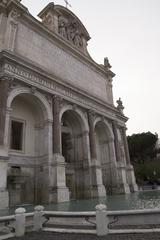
[121,127,130,164]
[121,127,138,192]
[50,95,69,203]
[112,121,130,194]
[0,75,11,208]
[112,120,121,162]
[0,75,11,145]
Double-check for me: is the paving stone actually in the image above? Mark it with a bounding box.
[9,231,160,240]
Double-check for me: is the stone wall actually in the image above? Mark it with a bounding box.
[15,23,110,103]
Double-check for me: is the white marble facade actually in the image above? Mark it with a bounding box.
[0,0,138,208]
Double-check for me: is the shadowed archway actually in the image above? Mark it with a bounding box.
[95,121,115,194]
[61,109,88,199]
[7,91,52,206]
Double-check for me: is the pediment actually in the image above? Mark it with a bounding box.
[38,3,90,55]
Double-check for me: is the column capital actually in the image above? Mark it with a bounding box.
[0,73,14,82]
[53,94,63,102]
[53,95,64,109]
[111,119,117,125]
[88,109,95,117]
[121,125,127,131]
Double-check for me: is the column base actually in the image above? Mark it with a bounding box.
[129,184,138,192]
[0,189,9,209]
[91,185,106,198]
[83,187,92,199]
[116,183,130,194]
[50,186,70,203]
[49,154,70,203]
[0,146,9,209]
[117,162,130,194]
[91,159,106,198]
[127,164,138,192]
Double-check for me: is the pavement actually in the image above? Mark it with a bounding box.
[9,231,160,240]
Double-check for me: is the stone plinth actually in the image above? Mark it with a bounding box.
[91,159,106,198]
[127,164,138,192]
[117,162,130,194]
[0,146,9,209]
[49,154,70,203]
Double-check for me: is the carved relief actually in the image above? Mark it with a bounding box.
[9,8,21,21]
[58,16,68,38]
[116,98,124,114]
[38,4,90,54]
[30,86,36,94]
[6,8,21,51]
[58,16,83,48]
[104,57,111,71]
[42,12,55,32]
[0,72,14,82]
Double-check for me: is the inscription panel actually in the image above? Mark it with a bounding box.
[15,23,109,102]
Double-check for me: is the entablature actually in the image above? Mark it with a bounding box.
[0,50,127,125]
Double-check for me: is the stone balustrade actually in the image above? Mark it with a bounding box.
[1,204,160,239]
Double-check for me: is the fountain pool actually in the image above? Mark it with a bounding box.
[1,190,160,216]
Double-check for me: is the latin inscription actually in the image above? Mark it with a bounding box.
[4,63,115,119]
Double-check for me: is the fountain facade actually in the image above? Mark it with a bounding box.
[0,0,137,208]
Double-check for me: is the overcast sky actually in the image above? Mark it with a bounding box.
[21,0,160,136]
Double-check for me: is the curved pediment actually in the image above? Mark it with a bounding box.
[38,3,91,55]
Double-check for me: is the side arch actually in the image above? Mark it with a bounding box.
[6,87,53,205]
[7,87,53,121]
[59,104,91,199]
[60,104,89,132]
[94,117,114,141]
[94,117,117,194]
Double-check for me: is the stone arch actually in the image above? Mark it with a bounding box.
[6,87,53,206]
[94,117,114,141]
[60,104,89,132]
[94,117,116,194]
[7,87,52,121]
[60,105,90,199]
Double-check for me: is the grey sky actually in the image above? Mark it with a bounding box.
[21,0,160,136]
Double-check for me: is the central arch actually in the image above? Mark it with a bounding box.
[61,108,89,199]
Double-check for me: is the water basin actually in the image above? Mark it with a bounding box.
[1,190,160,216]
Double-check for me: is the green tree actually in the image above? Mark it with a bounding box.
[127,132,158,164]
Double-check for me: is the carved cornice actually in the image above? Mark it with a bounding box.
[6,0,28,15]
[0,0,27,17]
[88,109,96,117]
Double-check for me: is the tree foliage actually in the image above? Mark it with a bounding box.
[127,132,158,164]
